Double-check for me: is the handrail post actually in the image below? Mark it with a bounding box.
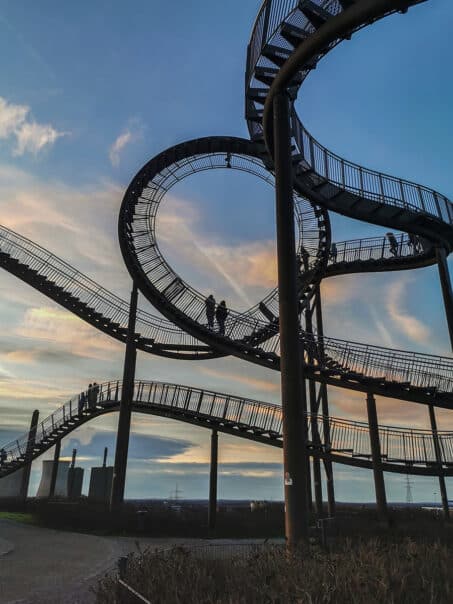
[428,404,449,521]
[273,90,310,549]
[49,439,61,498]
[315,288,335,518]
[305,301,322,518]
[19,409,39,501]
[208,429,218,532]
[366,393,388,523]
[435,246,453,350]
[110,282,138,511]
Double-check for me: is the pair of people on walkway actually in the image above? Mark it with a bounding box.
[78,382,99,414]
[205,295,228,335]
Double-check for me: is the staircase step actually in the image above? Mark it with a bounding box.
[262,44,291,67]
[280,22,309,48]
[298,0,334,29]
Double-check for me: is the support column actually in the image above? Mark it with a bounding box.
[110,283,138,510]
[208,429,218,531]
[366,393,387,520]
[315,286,336,517]
[436,246,453,349]
[49,439,61,498]
[19,409,39,501]
[428,404,449,521]
[273,90,310,548]
[305,303,323,518]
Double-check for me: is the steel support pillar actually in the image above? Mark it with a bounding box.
[110,283,138,510]
[49,439,61,498]
[314,286,336,517]
[436,246,453,350]
[366,393,387,520]
[273,90,310,547]
[208,429,218,531]
[428,404,449,520]
[305,304,323,518]
[19,409,39,501]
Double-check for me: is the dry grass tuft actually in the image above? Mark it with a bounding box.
[93,538,453,603]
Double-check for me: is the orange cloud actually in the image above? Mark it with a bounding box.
[16,306,122,361]
[198,366,279,395]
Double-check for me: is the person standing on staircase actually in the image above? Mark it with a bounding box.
[386,232,399,256]
[408,232,420,253]
[329,242,337,263]
[216,300,228,336]
[92,382,100,406]
[205,294,216,330]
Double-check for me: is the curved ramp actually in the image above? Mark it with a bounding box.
[0,380,451,479]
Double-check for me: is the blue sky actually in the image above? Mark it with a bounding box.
[0,0,453,503]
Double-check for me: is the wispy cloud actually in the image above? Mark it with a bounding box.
[14,121,67,156]
[109,119,145,166]
[386,279,430,344]
[16,306,122,361]
[0,97,67,156]
[199,366,279,395]
[158,196,277,308]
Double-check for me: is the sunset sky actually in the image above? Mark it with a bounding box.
[0,0,453,503]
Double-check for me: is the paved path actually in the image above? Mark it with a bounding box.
[0,520,268,604]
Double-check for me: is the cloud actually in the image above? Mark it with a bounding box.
[199,366,279,395]
[62,430,193,462]
[0,97,28,138]
[158,196,278,309]
[0,96,67,156]
[13,121,67,156]
[386,279,430,344]
[109,119,144,166]
[16,306,123,361]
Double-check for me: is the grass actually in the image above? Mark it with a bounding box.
[0,511,35,524]
[93,538,453,603]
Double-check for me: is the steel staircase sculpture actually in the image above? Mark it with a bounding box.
[0,0,452,486]
[1,380,452,480]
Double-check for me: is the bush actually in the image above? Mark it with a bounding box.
[93,538,453,604]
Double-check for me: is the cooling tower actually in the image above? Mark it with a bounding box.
[88,466,114,502]
[36,460,69,498]
[0,468,24,498]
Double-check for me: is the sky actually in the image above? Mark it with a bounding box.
[0,0,453,504]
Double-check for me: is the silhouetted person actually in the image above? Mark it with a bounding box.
[216,300,228,336]
[87,383,95,410]
[300,247,310,270]
[330,243,337,262]
[93,382,100,406]
[205,294,216,330]
[408,232,420,253]
[387,232,398,256]
[0,448,6,465]
[78,392,87,414]
[296,254,302,275]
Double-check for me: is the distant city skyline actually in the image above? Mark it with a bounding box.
[0,0,453,502]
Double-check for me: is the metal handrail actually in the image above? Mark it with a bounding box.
[2,380,453,471]
[246,0,453,227]
[1,221,451,395]
[0,224,202,346]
